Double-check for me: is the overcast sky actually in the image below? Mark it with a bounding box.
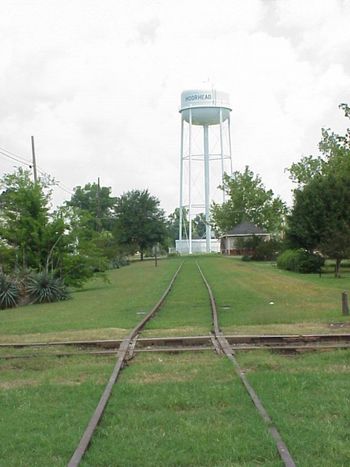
[1,0,349,213]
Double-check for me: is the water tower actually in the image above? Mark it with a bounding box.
[177,89,232,254]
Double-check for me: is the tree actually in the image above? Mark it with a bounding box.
[50,206,109,287]
[287,104,350,277]
[0,169,108,287]
[288,172,350,277]
[193,213,206,239]
[287,155,324,187]
[0,168,61,271]
[113,190,166,260]
[211,166,287,234]
[287,103,350,188]
[66,182,116,232]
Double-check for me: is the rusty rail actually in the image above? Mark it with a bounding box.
[2,333,350,351]
[67,262,182,467]
[196,261,296,467]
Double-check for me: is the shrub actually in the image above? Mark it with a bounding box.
[27,272,70,304]
[168,252,180,258]
[0,273,20,309]
[252,239,283,261]
[57,254,108,288]
[110,256,130,269]
[238,238,283,262]
[277,249,324,273]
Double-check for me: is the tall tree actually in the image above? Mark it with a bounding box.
[114,190,166,260]
[67,182,116,232]
[0,168,60,270]
[212,166,286,234]
[287,103,350,276]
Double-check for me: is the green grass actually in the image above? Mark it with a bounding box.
[142,260,212,337]
[0,354,115,466]
[0,259,181,343]
[237,349,350,466]
[2,256,350,341]
[82,352,281,467]
[197,256,350,334]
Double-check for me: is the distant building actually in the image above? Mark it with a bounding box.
[220,221,270,256]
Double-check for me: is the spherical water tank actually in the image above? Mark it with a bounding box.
[180,89,231,125]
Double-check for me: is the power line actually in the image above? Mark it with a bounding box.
[0,145,32,164]
[0,144,74,196]
[0,149,32,168]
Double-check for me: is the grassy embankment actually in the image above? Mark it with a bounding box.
[197,256,350,336]
[140,255,350,337]
[0,258,181,343]
[2,255,349,342]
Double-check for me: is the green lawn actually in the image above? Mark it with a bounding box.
[81,352,281,467]
[0,259,181,343]
[2,256,350,342]
[197,256,350,335]
[237,349,350,466]
[0,354,115,467]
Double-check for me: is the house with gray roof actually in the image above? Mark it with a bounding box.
[220,221,270,255]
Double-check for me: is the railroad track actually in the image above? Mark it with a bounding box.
[3,333,350,355]
[67,262,183,467]
[196,262,296,467]
[3,260,348,465]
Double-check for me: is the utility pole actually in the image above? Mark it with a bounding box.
[96,177,101,231]
[31,136,38,183]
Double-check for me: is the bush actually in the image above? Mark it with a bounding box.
[0,273,20,309]
[27,272,70,304]
[110,256,130,269]
[277,249,324,273]
[168,252,180,258]
[252,239,283,261]
[238,238,283,262]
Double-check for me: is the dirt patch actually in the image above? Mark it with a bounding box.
[0,327,129,344]
[0,379,39,390]
[224,322,350,335]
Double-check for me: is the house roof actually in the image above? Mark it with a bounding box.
[223,221,268,237]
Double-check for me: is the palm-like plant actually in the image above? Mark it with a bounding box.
[0,274,20,309]
[27,272,70,304]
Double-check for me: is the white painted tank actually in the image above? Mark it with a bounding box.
[180,89,231,125]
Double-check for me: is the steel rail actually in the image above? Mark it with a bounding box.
[0,346,217,360]
[3,342,350,361]
[196,261,296,467]
[2,333,350,349]
[67,262,182,467]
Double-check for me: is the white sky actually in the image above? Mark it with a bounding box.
[0,0,349,213]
